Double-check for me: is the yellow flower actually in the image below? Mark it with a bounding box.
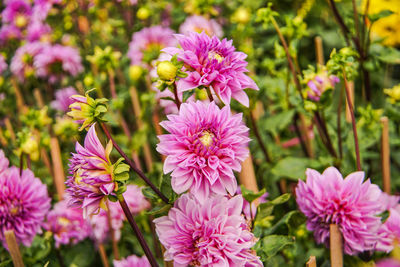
[384,84,400,104]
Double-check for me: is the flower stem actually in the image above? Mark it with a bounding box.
[118,197,159,267]
[100,122,169,204]
[19,153,24,176]
[172,83,181,110]
[249,111,271,163]
[205,87,215,102]
[106,202,120,260]
[342,71,362,171]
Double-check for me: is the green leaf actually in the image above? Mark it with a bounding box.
[147,204,172,216]
[256,194,291,219]
[142,187,159,201]
[263,211,306,235]
[261,110,295,136]
[182,89,195,102]
[368,9,394,23]
[271,157,321,181]
[261,235,295,258]
[240,185,266,203]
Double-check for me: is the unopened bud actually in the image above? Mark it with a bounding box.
[157,61,177,81]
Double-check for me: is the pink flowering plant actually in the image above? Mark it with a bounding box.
[1,0,400,266]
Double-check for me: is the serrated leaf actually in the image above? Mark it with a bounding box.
[262,235,295,258]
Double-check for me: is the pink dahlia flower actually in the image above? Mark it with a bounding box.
[0,55,7,74]
[34,44,83,83]
[376,259,400,267]
[10,42,46,81]
[44,199,90,248]
[88,184,150,244]
[163,32,259,107]
[2,0,32,27]
[51,87,78,112]
[0,165,51,247]
[0,24,22,44]
[66,123,115,218]
[32,0,62,21]
[377,206,400,252]
[179,15,223,38]
[379,192,400,211]
[296,167,384,255]
[157,101,250,202]
[113,255,150,267]
[154,193,262,266]
[26,21,51,42]
[127,25,177,66]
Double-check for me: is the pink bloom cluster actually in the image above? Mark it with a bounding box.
[179,15,223,38]
[51,87,78,112]
[296,167,386,255]
[114,255,150,267]
[157,101,250,202]
[127,25,177,66]
[163,32,258,107]
[10,42,45,81]
[0,150,51,248]
[154,193,262,266]
[66,124,115,218]
[88,185,150,244]
[44,199,91,248]
[34,44,83,83]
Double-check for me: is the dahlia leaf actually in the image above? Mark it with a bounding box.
[261,235,294,259]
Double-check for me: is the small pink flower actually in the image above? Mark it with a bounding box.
[127,25,177,66]
[113,255,150,267]
[51,87,78,112]
[163,32,259,107]
[2,0,32,27]
[157,101,250,202]
[179,15,223,38]
[26,21,51,42]
[44,199,91,248]
[0,24,22,44]
[10,42,46,81]
[296,167,384,255]
[154,193,262,266]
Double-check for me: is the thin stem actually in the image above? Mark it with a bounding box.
[314,113,337,158]
[118,197,159,267]
[26,155,31,170]
[205,87,214,102]
[293,115,311,157]
[316,111,338,158]
[270,17,303,98]
[249,111,271,163]
[343,71,362,171]
[172,83,181,110]
[100,122,169,204]
[351,0,360,45]
[19,153,24,176]
[106,202,120,260]
[337,86,344,159]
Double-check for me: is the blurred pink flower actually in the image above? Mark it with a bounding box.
[34,44,83,83]
[66,124,115,218]
[304,71,339,101]
[26,21,51,42]
[113,255,150,267]
[2,0,32,27]
[127,25,177,66]
[10,42,45,81]
[157,101,250,202]
[163,32,258,107]
[44,199,90,248]
[376,259,400,267]
[0,24,22,44]
[0,164,51,248]
[296,167,384,255]
[0,54,8,74]
[51,87,78,112]
[154,193,262,266]
[32,0,62,21]
[0,150,9,174]
[377,206,400,252]
[179,15,223,38]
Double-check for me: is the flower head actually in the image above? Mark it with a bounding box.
[0,24,22,45]
[163,32,259,107]
[2,0,32,28]
[127,25,177,66]
[44,199,91,248]
[154,193,262,266]
[34,44,83,83]
[384,84,400,104]
[32,0,62,21]
[51,87,78,113]
[157,101,250,202]
[10,42,45,81]
[113,255,150,267]
[26,21,51,43]
[66,124,116,218]
[296,167,384,255]
[0,164,51,247]
[179,15,223,38]
[67,91,108,130]
[303,68,340,101]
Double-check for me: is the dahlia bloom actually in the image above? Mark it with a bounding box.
[376,206,400,252]
[154,193,262,266]
[303,69,340,101]
[66,123,115,218]
[0,55,7,74]
[127,25,177,66]
[179,15,223,38]
[10,42,45,81]
[34,44,83,83]
[2,0,32,27]
[376,259,400,267]
[88,184,150,243]
[296,167,384,255]
[163,32,259,107]
[44,199,91,248]
[380,192,400,211]
[26,21,51,42]
[51,87,78,112]
[157,101,250,202]
[32,0,62,21]
[113,255,150,267]
[0,24,22,44]
[0,165,51,247]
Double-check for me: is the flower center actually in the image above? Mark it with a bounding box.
[58,217,70,226]
[208,51,224,63]
[199,131,214,147]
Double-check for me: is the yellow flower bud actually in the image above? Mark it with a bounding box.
[232,7,250,24]
[157,61,177,81]
[15,15,28,28]
[137,7,150,20]
[129,65,143,81]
